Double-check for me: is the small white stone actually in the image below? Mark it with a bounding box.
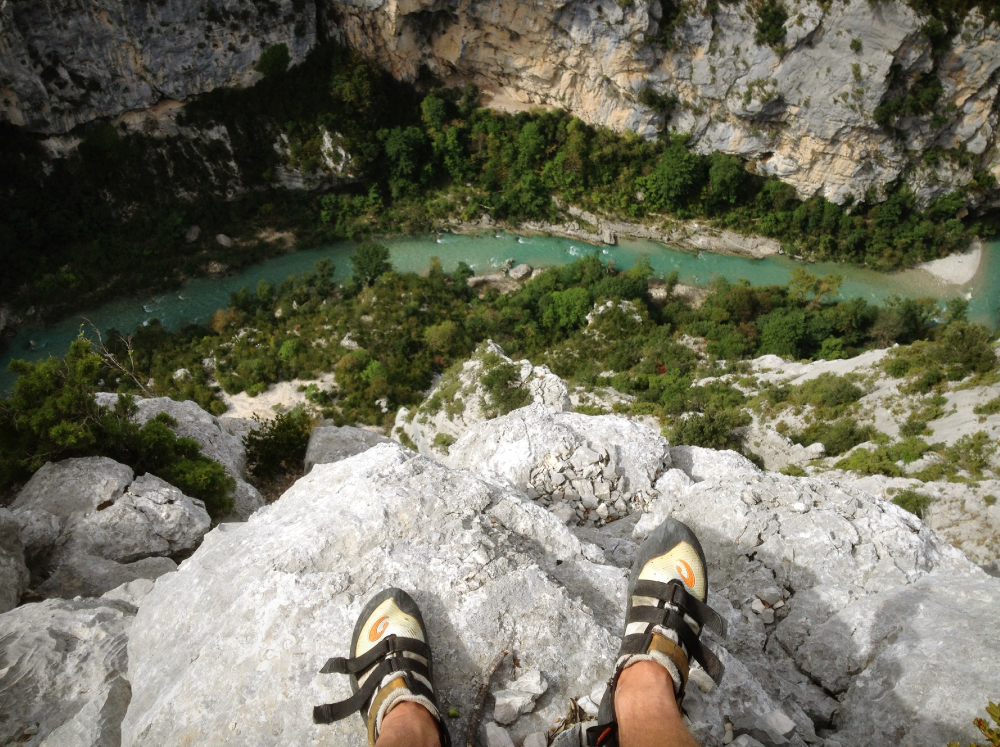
[596,503,609,520]
[772,599,785,609]
[758,709,796,738]
[523,732,547,747]
[688,667,715,693]
[761,608,775,624]
[751,598,766,615]
[577,694,599,717]
[485,722,516,747]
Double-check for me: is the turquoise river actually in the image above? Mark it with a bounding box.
[2,231,999,391]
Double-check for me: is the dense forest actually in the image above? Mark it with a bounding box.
[0,40,992,321]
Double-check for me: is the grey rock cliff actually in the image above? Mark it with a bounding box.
[5,0,997,202]
[0,0,316,133]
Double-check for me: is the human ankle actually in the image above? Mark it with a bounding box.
[376,700,441,747]
[615,660,679,721]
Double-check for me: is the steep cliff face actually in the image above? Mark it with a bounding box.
[0,0,316,132]
[3,0,999,203]
[332,0,1000,204]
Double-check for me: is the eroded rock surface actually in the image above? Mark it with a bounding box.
[445,403,671,525]
[118,416,998,747]
[122,442,619,747]
[11,457,207,599]
[0,597,134,746]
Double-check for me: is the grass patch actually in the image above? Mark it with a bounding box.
[433,432,455,454]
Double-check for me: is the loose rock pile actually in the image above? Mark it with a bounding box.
[445,403,670,527]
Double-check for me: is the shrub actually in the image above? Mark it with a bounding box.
[892,489,932,519]
[667,407,750,451]
[946,431,997,478]
[433,432,455,454]
[780,464,807,476]
[244,408,313,481]
[791,372,864,409]
[947,701,1000,747]
[974,396,1000,416]
[790,417,874,456]
[480,360,531,416]
[255,43,290,80]
[835,447,903,477]
[755,1,788,48]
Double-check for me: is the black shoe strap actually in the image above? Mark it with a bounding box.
[630,579,728,638]
[319,635,431,675]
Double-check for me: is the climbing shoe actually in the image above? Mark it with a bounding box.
[314,588,452,747]
[586,518,727,747]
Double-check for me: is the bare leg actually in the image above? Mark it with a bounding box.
[374,701,442,747]
[616,661,701,747]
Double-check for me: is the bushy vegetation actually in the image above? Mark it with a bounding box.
[244,408,313,481]
[948,701,1000,747]
[0,339,234,517]
[892,488,932,518]
[1,40,991,322]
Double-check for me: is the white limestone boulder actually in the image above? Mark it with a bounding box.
[0,597,135,746]
[95,394,265,521]
[393,341,571,456]
[11,458,208,599]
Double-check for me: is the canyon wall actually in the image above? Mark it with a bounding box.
[3,0,1000,203]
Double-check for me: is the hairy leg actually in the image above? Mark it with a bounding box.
[374,701,442,747]
[616,661,701,747]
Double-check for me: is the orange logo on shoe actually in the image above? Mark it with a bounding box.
[676,559,696,588]
[368,616,389,642]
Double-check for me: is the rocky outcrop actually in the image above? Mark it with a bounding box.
[95,394,266,521]
[332,0,1000,204]
[0,0,316,133]
[393,341,572,455]
[303,423,391,473]
[11,457,209,599]
[0,596,135,747]
[0,393,996,746]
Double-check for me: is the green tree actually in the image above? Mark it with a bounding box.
[350,241,392,286]
[707,152,745,207]
[542,287,592,332]
[645,138,705,212]
[255,43,290,80]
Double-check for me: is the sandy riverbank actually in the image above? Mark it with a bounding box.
[916,241,983,285]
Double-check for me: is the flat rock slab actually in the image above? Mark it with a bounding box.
[303,425,391,473]
[0,597,135,746]
[122,443,621,747]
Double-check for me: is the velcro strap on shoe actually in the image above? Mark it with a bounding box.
[313,655,432,724]
[648,634,690,687]
[621,618,725,684]
[630,579,728,638]
[319,635,432,675]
